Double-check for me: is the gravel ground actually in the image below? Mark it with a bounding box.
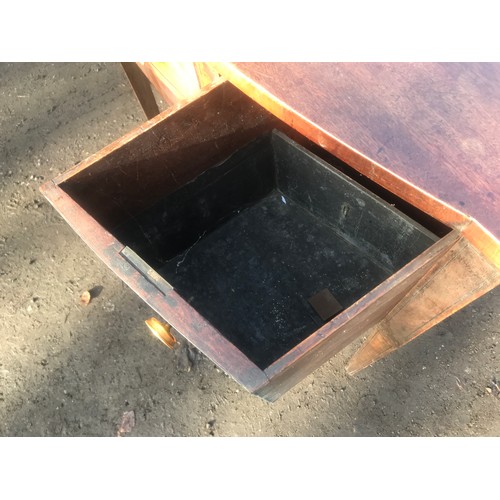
[0,62,498,437]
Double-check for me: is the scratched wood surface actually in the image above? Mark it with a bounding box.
[215,63,500,244]
[58,81,279,230]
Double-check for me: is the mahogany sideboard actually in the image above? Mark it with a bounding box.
[41,63,500,401]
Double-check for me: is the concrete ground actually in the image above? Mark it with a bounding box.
[0,62,498,437]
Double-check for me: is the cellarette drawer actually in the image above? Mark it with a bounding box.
[41,80,455,401]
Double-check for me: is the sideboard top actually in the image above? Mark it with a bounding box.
[215,62,500,243]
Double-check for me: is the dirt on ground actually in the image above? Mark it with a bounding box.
[0,62,498,437]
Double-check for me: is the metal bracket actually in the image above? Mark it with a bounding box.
[120,246,173,296]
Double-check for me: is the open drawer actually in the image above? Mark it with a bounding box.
[41,80,478,402]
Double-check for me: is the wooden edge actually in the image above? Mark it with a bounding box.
[260,231,461,384]
[39,180,268,393]
[52,78,227,186]
[209,62,500,266]
[462,220,500,269]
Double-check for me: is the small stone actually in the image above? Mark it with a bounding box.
[117,410,135,436]
[79,290,91,306]
[40,359,48,366]
[187,346,200,366]
[176,344,193,373]
[485,387,492,394]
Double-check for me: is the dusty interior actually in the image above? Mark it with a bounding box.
[61,124,439,368]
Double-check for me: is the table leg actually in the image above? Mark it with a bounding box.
[121,62,161,119]
[346,235,500,374]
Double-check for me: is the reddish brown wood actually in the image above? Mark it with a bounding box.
[211,63,500,266]
[121,62,160,119]
[40,66,500,401]
[39,179,269,393]
[347,232,500,374]
[253,231,461,401]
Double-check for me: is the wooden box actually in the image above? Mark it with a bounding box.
[41,81,465,401]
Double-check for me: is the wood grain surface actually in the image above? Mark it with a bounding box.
[213,63,500,252]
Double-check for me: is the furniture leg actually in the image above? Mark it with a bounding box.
[121,62,160,119]
[346,234,500,374]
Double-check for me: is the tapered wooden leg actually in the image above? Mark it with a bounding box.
[193,62,220,88]
[121,62,161,119]
[136,62,204,106]
[346,235,500,374]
